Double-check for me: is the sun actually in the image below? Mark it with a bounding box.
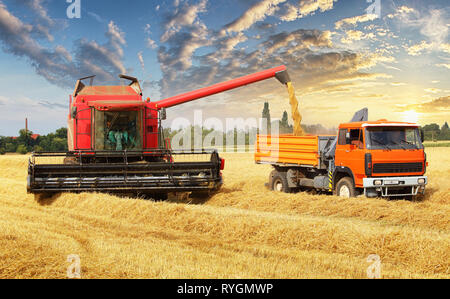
[402,110,419,123]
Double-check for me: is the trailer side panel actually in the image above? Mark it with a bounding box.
[255,135,319,166]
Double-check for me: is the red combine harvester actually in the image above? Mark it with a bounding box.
[28,66,291,198]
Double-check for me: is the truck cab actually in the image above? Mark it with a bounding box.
[334,121,427,198]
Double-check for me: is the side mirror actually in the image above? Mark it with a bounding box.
[160,108,167,120]
[71,107,77,119]
[420,128,425,143]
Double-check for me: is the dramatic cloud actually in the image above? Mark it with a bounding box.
[18,0,55,41]
[18,0,53,25]
[279,0,336,22]
[392,7,449,56]
[424,88,442,94]
[436,63,450,69]
[220,0,286,36]
[440,43,450,54]
[340,29,375,44]
[262,29,332,54]
[156,26,388,105]
[391,82,406,86]
[160,0,207,43]
[0,2,127,87]
[144,24,157,49]
[386,5,416,19]
[400,96,450,113]
[406,41,433,56]
[335,14,378,29]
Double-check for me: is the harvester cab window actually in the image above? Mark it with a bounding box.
[94,110,142,151]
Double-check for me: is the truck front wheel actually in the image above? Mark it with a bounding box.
[335,177,356,198]
[271,171,291,193]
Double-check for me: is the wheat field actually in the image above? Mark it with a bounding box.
[0,148,448,279]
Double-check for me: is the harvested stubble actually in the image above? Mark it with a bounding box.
[0,148,448,279]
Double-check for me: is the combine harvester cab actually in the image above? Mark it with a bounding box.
[28,66,291,199]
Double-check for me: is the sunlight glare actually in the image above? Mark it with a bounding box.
[402,110,419,123]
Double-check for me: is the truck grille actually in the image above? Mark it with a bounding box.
[373,163,423,174]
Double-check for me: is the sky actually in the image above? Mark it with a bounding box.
[0,0,448,136]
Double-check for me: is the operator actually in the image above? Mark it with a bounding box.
[114,130,124,151]
[108,125,118,147]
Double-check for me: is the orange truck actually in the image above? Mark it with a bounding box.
[255,109,428,199]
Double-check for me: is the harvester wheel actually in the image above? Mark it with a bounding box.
[271,171,291,193]
[335,177,356,198]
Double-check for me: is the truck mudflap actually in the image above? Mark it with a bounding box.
[363,176,427,197]
[27,150,223,194]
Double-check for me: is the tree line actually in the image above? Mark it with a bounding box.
[0,128,68,155]
[421,122,450,141]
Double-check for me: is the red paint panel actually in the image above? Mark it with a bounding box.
[145,108,158,149]
[76,108,92,150]
[77,108,91,119]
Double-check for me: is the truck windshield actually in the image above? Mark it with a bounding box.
[94,110,142,151]
[366,127,423,150]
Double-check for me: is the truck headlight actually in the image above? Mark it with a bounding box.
[374,180,383,186]
[418,178,426,185]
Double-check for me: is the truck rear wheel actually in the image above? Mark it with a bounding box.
[271,171,291,193]
[335,177,356,198]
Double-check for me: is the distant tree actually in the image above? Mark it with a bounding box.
[281,111,289,127]
[17,129,32,148]
[50,137,68,152]
[438,122,450,140]
[261,102,271,133]
[422,123,441,141]
[5,142,16,153]
[16,144,28,155]
[33,145,44,152]
[279,111,293,134]
[55,127,67,139]
[422,123,440,132]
